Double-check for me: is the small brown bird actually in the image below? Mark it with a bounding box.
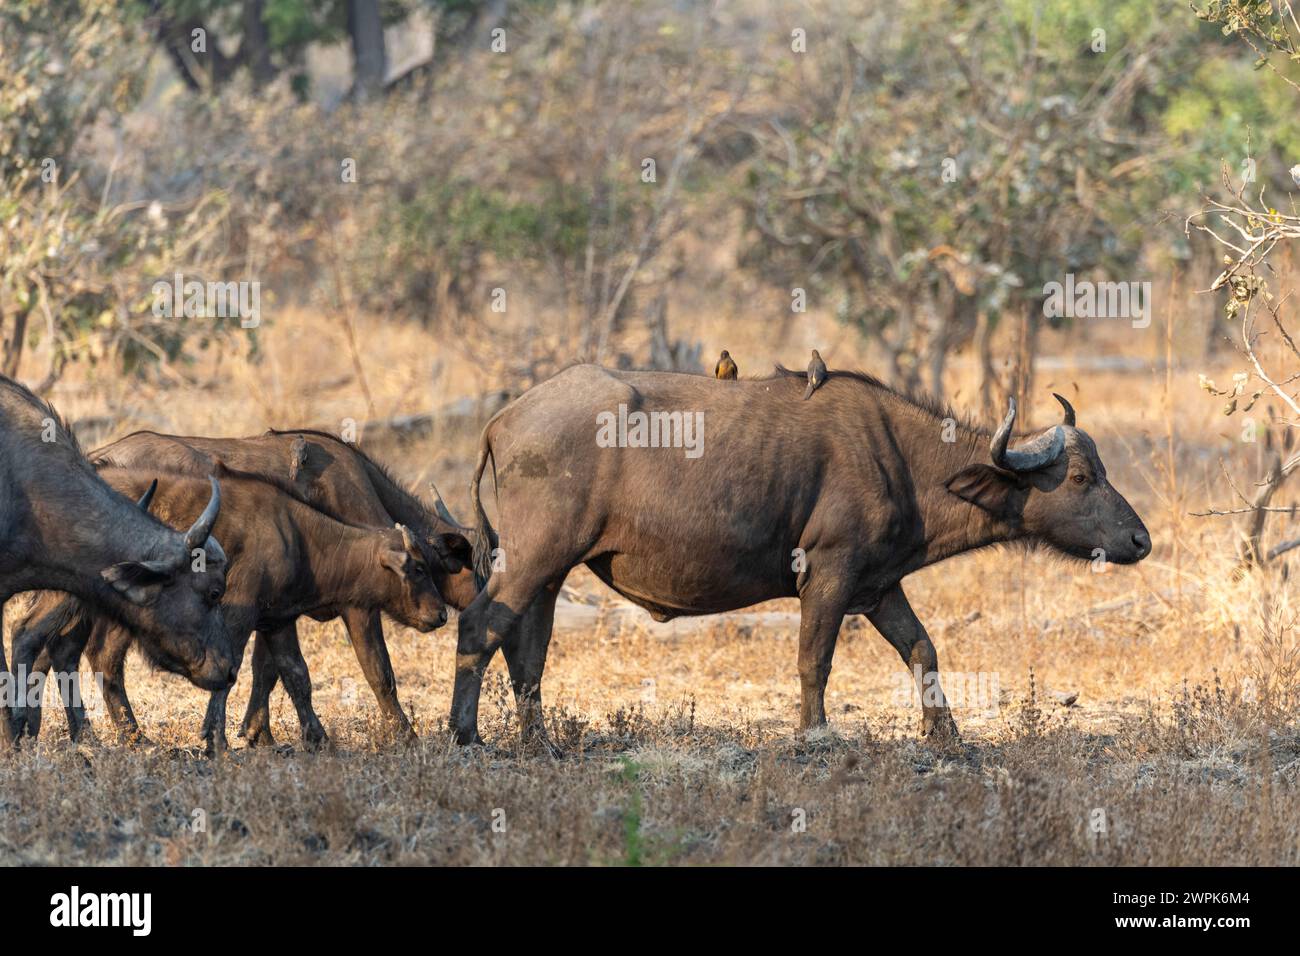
[802,349,827,400]
[288,435,309,483]
[715,350,738,380]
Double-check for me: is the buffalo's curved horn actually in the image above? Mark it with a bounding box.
[428,482,459,525]
[397,523,421,558]
[136,479,158,512]
[1053,392,1076,427]
[183,476,222,550]
[205,536,227,566]
[990,398,1066,472]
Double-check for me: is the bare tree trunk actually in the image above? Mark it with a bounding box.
[926,314,950,400]
[2,304,30,379]
[974,309,999,421]
[1240,425,1296,570]
[1011,301,1042,428]
[348,0,387,101]
[1241,453,1282,567]
[242,0,276,90]
[149,1,239,91]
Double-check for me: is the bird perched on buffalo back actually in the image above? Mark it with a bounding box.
[715,350,738,380]
[803,349,827,400]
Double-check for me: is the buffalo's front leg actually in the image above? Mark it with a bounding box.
[340,608,412,742]
[262,622,327,751]
[796,582,853,730]
[198,629,251,756]
[199,689,231,756]
[238,632,279,747]
[866,584,958,739]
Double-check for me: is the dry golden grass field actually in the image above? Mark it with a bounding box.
[2,306,1298,867]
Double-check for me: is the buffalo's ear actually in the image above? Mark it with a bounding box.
[945,464,1021,518]
[434,533,473,572]
[101,560,174,606]
[378,545,407,577]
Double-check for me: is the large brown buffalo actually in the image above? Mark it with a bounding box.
[452,364,1150,751]
[0,377,232,747]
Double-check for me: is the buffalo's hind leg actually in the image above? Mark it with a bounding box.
[8,597,91,741]
[866,584,959,741]
[451,563,563,747]
[0,598,11,748]
[501,582,562,756]
[795,577,855,731]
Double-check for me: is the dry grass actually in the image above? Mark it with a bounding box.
[3,307,1300,866]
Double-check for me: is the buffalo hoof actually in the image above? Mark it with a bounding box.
[122,730,154,749]
[922,712,962,745]
[793,723,847,755]
[379,718,416,747]
[388,729,419,752]
[453,727,485,747]
[243,719,275,748]
[7,713,29,743]
[522,732,564,760]
[301,727,329,753]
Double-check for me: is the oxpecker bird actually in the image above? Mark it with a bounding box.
[288,435,309,482]
[803,349,827,400]
[715,350,738,380]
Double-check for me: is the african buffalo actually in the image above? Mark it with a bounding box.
[451,364,1150,751]
[0,377,232,746]
[12,464,448,752]
[86,429,475,737]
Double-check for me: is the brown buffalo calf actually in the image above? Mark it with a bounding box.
[88,428,477,738]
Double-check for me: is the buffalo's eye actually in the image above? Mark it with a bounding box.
[1071,473,1088,486]
[208,585,224,602]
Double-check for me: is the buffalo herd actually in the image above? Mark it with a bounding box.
[0,363,1149,753]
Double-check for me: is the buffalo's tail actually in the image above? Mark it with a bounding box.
[469,424,500,590]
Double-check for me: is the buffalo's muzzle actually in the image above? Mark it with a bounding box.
[1131,529,1151,560]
